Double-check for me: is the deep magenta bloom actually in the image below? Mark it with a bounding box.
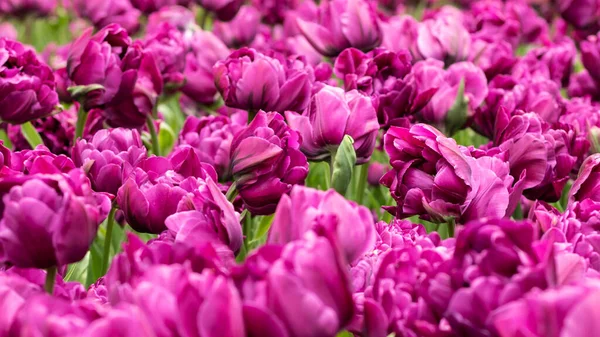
[142,23,186,89]
[66,24,131,110]
[0,39,58,124]
[213,6,261,49]
[130,0,177,14]
[214,48,312,113]
[268,185,376,264]
[165,177,242,253]
[381,124,514,223]
[417,9,472,63]
[182,30,230,106]
[251,0,299,24]
[230,111,308,215]
[286,85,379,164]
[178,115,244,180]
[0,0,56,17]
[558,0,600,30]
[296,0,382,57]
[195,0,243,21]
[72,128,147,195]
[0,170,110,268]
[72,0,141,35]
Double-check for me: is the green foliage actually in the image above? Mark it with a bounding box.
[21,122,44,148]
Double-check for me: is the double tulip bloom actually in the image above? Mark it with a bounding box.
[214,48,312,114]
[0,39,59,125]
[296,0,382,57]
[72,128,147,196]
[230,111,308,215]
[195,0,243,21]
[286,85,379,164]
[268,186,376,264]
[71,0,141,35]
[179,115,245,180]
[0,169,110,269]
[67,24,163,128]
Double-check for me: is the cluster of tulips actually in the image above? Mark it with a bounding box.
[2,0,600,336]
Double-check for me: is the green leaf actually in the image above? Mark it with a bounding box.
[85,233,104,287]
[64,252,90,284]
[68,84,105,101]
[445,78,468,137]
[336,332,353,337]
[331,135,357,196]
[250,214,274,246]
[158,122,176,156]
[305,161,330,190]
[21,122,44,148]
[0,129,13,149]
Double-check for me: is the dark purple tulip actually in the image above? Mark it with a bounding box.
[213,6,261,49]
[72,128,147,196]
[214,48,312,114]
[165,177,242,253]
[102,42,163,128]
[470,38,516,79]
[251,0,299,24]
[142,23,186,89]
[230,111,308,215]
[67,24,131,110]
[195,0,244,21]
[558,0,600,30]
[581,33,600,83]
[382,124,513,223]
[568,70,600,100]
[0,0,56,17]
[268,185,376,264]
[72,0,141,35]
[179,115,245,180]
[182,29,230,106]
[130,0,177,14]
[0,169,110,268]
[296,0,382,57]
[0,39,58,125]
[286,85,379,164]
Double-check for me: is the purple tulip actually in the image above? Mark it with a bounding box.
[568,70,600,101]
[417,9,472,63]
[569,154,600,204]
[165,177,242,253]
[195,0,243,21]
[558,0,600,30]
[116,153,217,233]
[72,128,147,196]
[296,0,382,57]
[381,124,514,224]
[130,0,177,14]
[182,30,230,106]
[0,0,56,17]
[367,162,387,186]
[213,6,261,49]
[142,23,186,89]
[67,24,131,110]
[251,0,299,24]
[380,15,419,57]
[0,39,58,125]
[230,111,308,215]
[101,42,163,129]
[268,185,376,264]
[178,115,244,180]
[581,33,600,83]
[0,169,110,268]
[10,145,76,175]
[72,0,141,35]
[469,38,516,79]
[286,85,379,164]
[84,305,156,337]
[214,48,312,114]
[418,61,488,135]
[146,5,197,35]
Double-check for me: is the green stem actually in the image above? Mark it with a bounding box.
[146,115,161,157]
[324,162,331,190]
[448,218,456,238]
[226,182,238,202]
[199,9,209,30]
[74,104,89,143]
[355,162,369,205]
[44,266,57,294]
[101,204,117,275]
[329,149,337,190]
[21,121,44,149]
